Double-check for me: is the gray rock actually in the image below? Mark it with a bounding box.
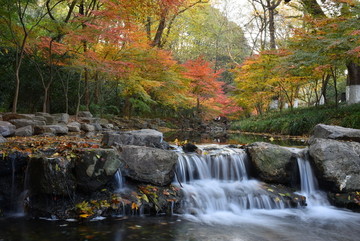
[102,129,167,149]
[44,116,57,125]
[34,125,56,135]
[10,119,46,128]
[46,125,68,135]
[0,135,6,143]
[308,138,360,192]
[81,123,95,132]
[246,142,297,185]
[93,123,102,131]
[27,156,76,195]
[118,145,177,186]
[313,124,360,142]
[52,113,70,124]
[15,125,34,136]
[74,148,121,192]
[101,123,114,129]
[33,116,47,122]
[0,121,16,137]
[67,122,81,132]
[78,111,93,118]
[35,112,52,117]
[34,112,57,124]
[79,117,99,124]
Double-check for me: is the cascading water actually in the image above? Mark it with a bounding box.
[175,146,292,221]
[114,169,124,191]
[175,145,360,225]
[295,150,329,206]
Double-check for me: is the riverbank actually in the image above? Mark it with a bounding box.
[230,103,360,136]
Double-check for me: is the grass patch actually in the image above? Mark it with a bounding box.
[231,103,360,136]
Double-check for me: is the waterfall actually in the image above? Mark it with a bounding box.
[295,151,329,206]
[114,169,124,191]
[175,146,291,218]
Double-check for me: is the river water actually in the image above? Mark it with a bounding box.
[1,139,360,241]
[1,211,360,241]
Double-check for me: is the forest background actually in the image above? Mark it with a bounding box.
[0,0,359,129]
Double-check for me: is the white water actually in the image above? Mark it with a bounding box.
[114,169,124,191]
[175,145,360,226]
[295,151,329,207]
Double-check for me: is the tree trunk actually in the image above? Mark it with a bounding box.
[43,87,49,113]
[268,5,276,49]
[151,15,166,47]
[331,67,338,107]
[346,62,360,104]
[124,96,132,118]
[12,69,21,113]
[321,74,330,105]
[12,35,28,113]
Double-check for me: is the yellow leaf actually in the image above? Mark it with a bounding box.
[141,194,149,203]
[131,202,138,210]
[79,214,91,218]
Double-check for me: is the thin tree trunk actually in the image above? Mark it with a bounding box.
[268,5,276,49]
[12,35,28,113]
[151,15,166,47]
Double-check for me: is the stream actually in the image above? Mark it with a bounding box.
[1,137,360,241]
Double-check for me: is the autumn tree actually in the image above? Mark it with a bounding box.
[0,0,48,113]
[182,57,237,119]
[287,0,360,104]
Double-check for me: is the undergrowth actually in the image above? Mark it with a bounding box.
[231,103,360,136]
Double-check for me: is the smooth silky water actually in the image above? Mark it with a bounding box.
[1,145,360,241]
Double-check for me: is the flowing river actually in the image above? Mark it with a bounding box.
[1,144,360,241]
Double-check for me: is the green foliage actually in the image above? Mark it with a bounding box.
[231,104,360,135]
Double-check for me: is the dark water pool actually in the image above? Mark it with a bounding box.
[1,209,360,241]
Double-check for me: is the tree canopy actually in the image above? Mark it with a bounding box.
[0,0,359,120]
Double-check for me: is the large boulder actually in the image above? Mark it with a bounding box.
[67,122,81,132]
[35,113,57,125]
[74,149,121,192]
[34,125,56,135]
[27,156,76,195]
[78,111,93,118]
[81,123,95,132]
[102,129,169,149]
[47,125,68,135]
[246,142,298,185]
[9,119,46,128]
[14,125,34,136]
[52,113,70,124]
[313,124,360,142]
[308,138,360,192]
[0,121,16,137]
[118,145,178,186]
